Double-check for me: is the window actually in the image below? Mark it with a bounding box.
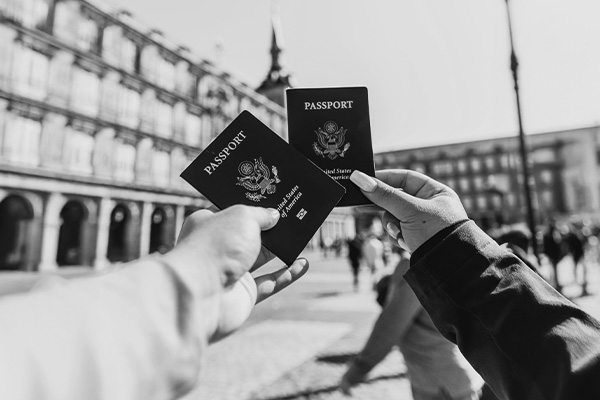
[473,176,484,190]
[198,75,222,108]
[102,25,122,65]
[490,195,502,208]
[0,0,23,23]
[157,56,175,90]
[540,170,553,185]
[200,114,213,146]
[120,36,136,72]
[506,193,516,207]
[12,44,49,100]
[70,67,100,116]
[485,156,495,170]
[141,45,159,82]
[172,102,187,140]
[3,112,41,166]
[114,141,136,182]
[462,197,473,211]
[2,0,49,30]
[139,89,156,132]
[64,126,94,174]
[457,160,467,173]
[39,113,67,168]
[155,101,173,138]
[175,61,190,95]
[476,195,487,209]
[0,25,16,87]
[53,1,79,45]
[92,128,115,178]
[471,158,481,172]
[118,86,140,129]
[135,138,153,183]
[77,15,98,53]
[100,72,120,121]
[184,113,201,147]
[459,178,469,192]
[152,150,170,187]
[500,155,509,169]
[47,51,73,105]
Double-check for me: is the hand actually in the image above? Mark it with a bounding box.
[350,169,468,252]
[162,205,309,342]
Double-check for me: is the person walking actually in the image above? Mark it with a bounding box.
[347,235,363,291]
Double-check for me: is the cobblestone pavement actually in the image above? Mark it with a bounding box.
[181,251,600,400]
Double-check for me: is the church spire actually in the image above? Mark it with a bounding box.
[257,5,292,107]
[269,11,284,72]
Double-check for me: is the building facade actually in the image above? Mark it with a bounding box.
[374,126,600,231]
[0,0,287,271]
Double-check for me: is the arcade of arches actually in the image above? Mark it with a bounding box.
[0,191,200,271]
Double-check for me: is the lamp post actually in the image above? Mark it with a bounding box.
[504,0,539,258]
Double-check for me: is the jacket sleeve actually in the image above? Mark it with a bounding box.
[404,221,600,400]
[0,258,207,400]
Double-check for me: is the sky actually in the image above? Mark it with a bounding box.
[112,0,600,152]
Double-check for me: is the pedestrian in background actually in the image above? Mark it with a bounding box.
[362,233,384,289]
[542,219,565,293]
[347,235,363,291]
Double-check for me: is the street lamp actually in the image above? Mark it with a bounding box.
[504,0,539,258]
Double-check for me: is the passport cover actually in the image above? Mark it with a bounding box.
[180,110,346,265]
[286,86,376,206]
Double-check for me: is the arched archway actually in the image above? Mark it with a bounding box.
[107,204,131,263]
[56,200,88,266]
[0,195,34,271]
[149,207,168,254]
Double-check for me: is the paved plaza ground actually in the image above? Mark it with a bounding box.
[181,250,600,400]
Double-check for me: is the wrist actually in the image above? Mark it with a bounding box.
[160,243,222,299]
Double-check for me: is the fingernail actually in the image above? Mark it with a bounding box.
[386,222,401,239]
[350,171,377,193]
[268,208,280,219]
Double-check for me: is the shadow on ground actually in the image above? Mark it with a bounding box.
[258,372,407,400]
[315,353,357,364]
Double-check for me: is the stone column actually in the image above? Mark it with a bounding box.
[94,197,114,270]
[139,202,153,257]
[174,205,185,243]
[39,192,67,272]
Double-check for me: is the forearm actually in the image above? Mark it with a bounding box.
[0,257,210,400]
[346,283,420,384]
[405,221,600,400]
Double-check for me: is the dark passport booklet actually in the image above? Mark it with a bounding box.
[180,111,346,265]
[286,86,376,206]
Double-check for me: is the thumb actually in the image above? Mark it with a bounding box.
[350,170,420,221]
[245,206,281,231]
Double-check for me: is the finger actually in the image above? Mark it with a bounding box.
[375,169,448,197]
[237,205,281,231]
[254,258,309,303]
[250,246,276,272]
[353,204,385,214]
[384,219,410,252]
[350,170,421,221]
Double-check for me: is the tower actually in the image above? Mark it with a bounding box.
[256,9,293,107]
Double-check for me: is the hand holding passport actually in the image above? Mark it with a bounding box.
[181,87,375,265]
